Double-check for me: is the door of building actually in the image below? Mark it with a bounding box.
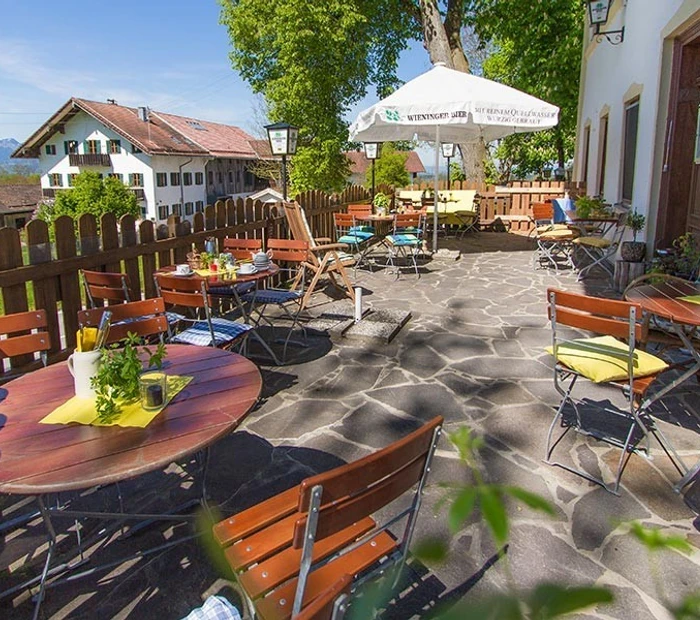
[688,100,700,237]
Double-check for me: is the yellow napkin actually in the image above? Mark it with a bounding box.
[40,375,193,428]
[76,327,98,352]
[679,295,700,305]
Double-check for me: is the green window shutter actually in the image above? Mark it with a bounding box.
[128,174,134,186]
[64,141,69,155]
[95,141,101,154]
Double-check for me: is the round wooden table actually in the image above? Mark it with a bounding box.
[0,345,262,495]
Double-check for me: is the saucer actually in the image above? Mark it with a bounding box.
[238,266,258,275]
[173,269,194,277]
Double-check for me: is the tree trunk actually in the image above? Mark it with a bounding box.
[418,0,486,184]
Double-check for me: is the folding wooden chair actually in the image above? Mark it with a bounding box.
[545,288,686,494]
[333,213,375,273]
[0,310,51,381]
[81,269,132,307]
[154,273,253,350]
[77,298,170,345]
[346,204,375,234]
[292,574,352,620]
[212,416,443,620]
[572,209,627,282]
[530,202,578,271]
[385,212,424,277]
[283,202,356,309]
[222,237,263,261]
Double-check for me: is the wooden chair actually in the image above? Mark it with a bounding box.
[77,298,170,345]
[81,269,132,307]
[545,288,685,494]
[385,212,424,277]
[222,237,263,261]
[240,238,310,363]
[292,574,352,620]
[346,204,374,233]
[212,416,443,620]
[531,202,578,271]
[572,209,628,282]
[282,202,356,310]
[0,310,51,380]
[154,273,252,350]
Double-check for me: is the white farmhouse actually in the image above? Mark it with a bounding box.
[574,0,700,248]
[12,98,268,222]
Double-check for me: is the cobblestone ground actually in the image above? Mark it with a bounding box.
[1,233,698,619]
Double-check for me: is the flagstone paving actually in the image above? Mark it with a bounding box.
[1,233,698,619]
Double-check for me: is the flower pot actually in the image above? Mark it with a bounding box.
[621,241,646,262]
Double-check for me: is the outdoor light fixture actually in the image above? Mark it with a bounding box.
[586,0,624,45]
[364,142,380,198]
[441,143,456,190]
[265,122,299,201]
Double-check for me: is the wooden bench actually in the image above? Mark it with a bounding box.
[212,416,443,620]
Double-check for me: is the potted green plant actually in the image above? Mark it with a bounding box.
[574,195,605,219]
[372,192,390,216]
[621,210,646,262]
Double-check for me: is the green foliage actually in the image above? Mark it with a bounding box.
[36,170,139,227]
[468,1,584,179]
[372,192,390,212]
[92,333,166,423]
[0,169,40,185]
[450,161,466,183]
[626,210,646,241]
[574,195,605,219]
[628,522,693,555]
[367,143,409,189]
[220,0,416,191]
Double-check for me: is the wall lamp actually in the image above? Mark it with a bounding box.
[586,0,624,46]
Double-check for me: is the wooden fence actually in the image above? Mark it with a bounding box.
[0,185,372,374]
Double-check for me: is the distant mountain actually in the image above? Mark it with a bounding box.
[0,138,39,173]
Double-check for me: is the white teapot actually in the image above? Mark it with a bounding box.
[251,249,273,267]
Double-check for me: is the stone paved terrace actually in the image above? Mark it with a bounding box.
[1,232,699,619]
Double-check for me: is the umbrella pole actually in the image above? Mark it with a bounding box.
[432,125,440,252]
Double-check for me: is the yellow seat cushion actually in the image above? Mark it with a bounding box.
[539,228,577,240]
[573,236,610,248]
[546,335,668,383]
[536,223,570,234]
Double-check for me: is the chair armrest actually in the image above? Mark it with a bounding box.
[316,237,332,243]
[313,243,349,252]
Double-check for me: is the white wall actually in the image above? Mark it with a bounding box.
[575,0,691,243]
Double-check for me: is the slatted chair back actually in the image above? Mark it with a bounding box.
[0,310,51,370]
[292,574,352,620]
[284,202,319,252]
[154,273,211,311]
[289,416,443,615]
[333,212,355,231]
[81,269,132,307]
[346,204,372,218]
[547,288,645,344]
[268,238,309,264]
[393,212,423,232]
[223,237,263,261]
[531,202,554,225]
[77,298,169,345]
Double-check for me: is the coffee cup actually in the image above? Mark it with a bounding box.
[175,264,191,275]
[67,349,102,399]
[239,264,255,274]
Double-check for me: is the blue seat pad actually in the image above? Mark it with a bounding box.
[172,317,252,347]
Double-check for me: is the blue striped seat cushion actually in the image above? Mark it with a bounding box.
[386,234,420,247]
[208,281,256,296]
[242,289,302,304]
[349,225,375,234]
[396,227,423,235]
[338,232,374,245]
[172,317,252,347]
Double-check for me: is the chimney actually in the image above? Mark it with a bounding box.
[107,98,117,105]
[137,107,149,122]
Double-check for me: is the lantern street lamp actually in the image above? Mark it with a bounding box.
[585,0,624,45]
[364,142,379,199]
[264,122,299,201]
[441,143,456,190]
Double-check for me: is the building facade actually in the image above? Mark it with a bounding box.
[574,0,700,249]
[13,99,268,222]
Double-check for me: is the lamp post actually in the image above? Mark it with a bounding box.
[585,0,624,45]
[441,143,456,191]
[364,142,379,199]
[264,122,299,201]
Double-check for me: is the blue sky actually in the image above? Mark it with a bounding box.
[0,0,432,146]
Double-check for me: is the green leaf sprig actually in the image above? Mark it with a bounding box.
[91,333,166,423]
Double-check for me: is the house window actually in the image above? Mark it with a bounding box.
[158,205,169,220]
[64,140,78,155]
[597,114,608,196]
[581,125,591,189]
[195,200,204,212]
[107,173,123,182]
[185,202,194,215]
[621,99,640,204]
[171,203,182,216]
[207,171,214,185]
[228,171,233,183]
[129,173,144,187]
[67,173,78,187]
[131,143,142,154]
[156,172,167,187]
[85,140,101,154]
[183,172,192,186]
[49,173,63,187]
[217,172,222,183]
[195,172,204,185]
[108,139,121,154]
[170,172,181,186]
[694,105,700,163]
[45,144,56,155]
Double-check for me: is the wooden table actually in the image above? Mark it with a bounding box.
[625,280,700,491]
[0,345,262,613]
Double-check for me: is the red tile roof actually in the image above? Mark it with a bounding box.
[345,150,425,175]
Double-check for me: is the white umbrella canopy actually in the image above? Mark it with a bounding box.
[348,63,560,250]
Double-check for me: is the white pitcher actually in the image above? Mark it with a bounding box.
[67,349,102,398]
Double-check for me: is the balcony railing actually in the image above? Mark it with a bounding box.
[69,153,112,167]
[130,189,146,201]
[42,188,56,198]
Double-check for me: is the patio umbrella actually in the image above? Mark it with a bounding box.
[348,63,560,251]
